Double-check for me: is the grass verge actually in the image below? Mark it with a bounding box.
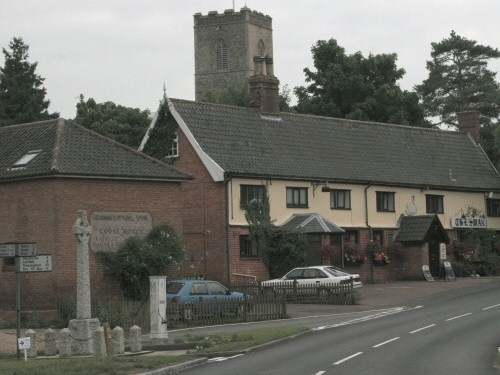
[0,326,309,375]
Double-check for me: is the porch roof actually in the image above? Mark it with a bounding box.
[280,213,345,234]
[394,215,450,243]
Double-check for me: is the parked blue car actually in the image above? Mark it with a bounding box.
[166,279,250,320]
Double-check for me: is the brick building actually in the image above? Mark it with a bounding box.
[140,8,500,284]
[0,119,191,325]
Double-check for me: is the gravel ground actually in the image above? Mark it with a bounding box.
[0,277,497,356]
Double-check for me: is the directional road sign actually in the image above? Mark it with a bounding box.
[0,243,16,257]
[16,255,52,273]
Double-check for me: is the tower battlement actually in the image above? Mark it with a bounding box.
[194,7,272,30]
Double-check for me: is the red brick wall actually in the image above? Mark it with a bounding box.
[0,178,183,325]
[172,131,230,281]
[228,226,269,282]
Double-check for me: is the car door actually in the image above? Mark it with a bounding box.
[189,281,210,304]
[300,268,329,286]
[207,281,233,312]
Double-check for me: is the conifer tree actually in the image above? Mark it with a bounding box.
[0,37,58,126]
[141,91,178,163]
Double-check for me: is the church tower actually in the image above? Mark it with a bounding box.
[193,7,274,101]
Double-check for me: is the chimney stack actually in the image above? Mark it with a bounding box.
[249,57,280,116]
[457,110,480,141]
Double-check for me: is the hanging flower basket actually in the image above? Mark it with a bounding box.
[344,254,365,266]
[344,243,364,266]
[372,251,390,266]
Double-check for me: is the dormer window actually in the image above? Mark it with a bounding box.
[216,39,228,69]
[13,150,42,167]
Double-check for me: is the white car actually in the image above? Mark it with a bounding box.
[261,265,362,289]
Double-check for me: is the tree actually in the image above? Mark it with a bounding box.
[244,192,307,278]
[294,39,430,127]
[74,95,150,148]
[141,92,178,163]
[102,223,185,300]
[416,30,500,128]
[202,82,295,113]
[0,37,58,126]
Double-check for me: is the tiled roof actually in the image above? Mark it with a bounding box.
[170,99,500,191]
[0,118,191,182]
[281,213,345,233]
[394,215,449,243]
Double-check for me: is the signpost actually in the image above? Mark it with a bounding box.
[18,337,31,362]
[0,242,52,359]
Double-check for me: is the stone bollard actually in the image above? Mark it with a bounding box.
[93,327,106,357]
[58,328,72,357]
[130,325,142,353]
[25,329,37,358]
[112,326,125,354]
[44,328,57,356]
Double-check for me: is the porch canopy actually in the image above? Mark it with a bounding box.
[394,215,449,243]
[280,213,345,233]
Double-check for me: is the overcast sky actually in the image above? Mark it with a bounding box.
[1,0,499,119]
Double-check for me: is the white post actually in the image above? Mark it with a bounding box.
[149,276,168,343]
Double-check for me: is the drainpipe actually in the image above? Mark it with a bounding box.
[365,183,374,283]
[364,184,372,238]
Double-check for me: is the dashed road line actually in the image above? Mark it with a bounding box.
[482,303,500,310]
[314,372,326,375]
[446,312,471,321]
[373,337,400,348]
[410,324,436,334]
[333,351,363,365]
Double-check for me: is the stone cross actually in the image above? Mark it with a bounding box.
[72,210,92,319]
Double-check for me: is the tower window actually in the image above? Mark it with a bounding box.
[216,39,228,69]
[257,40,265,58]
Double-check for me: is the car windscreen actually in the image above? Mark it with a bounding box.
[166,282,185,294]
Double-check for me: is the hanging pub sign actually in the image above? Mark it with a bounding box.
[451,215,486,229]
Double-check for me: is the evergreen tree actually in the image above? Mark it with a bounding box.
[141,92,178,163]
[0,37,58,126]
[416,30,500,128]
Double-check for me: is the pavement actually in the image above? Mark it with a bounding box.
[0,277,498,359]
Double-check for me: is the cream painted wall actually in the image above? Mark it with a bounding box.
[228,178,498,230]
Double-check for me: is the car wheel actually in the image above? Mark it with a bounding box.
[183,304,195,321]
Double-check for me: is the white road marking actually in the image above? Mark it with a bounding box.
[314,372,326,375]
[482,303,500,310]
[410,324,436,334]
[446,313,471,321]
[314,307,406,330]
[373,337,400,348]
[333,351,363,365]
[208,354,244,362]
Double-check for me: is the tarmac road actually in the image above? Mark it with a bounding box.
[0,277,497,356]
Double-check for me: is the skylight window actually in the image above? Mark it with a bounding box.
[13,150,42,167]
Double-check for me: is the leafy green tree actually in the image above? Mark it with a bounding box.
[294,39,430,127]
[202,82,295,113]
[416,30,500,128]
[103,223,185,300]
[74,95,150,148]
[0,37,58,126]
[245,192,307,278]
[141,93,178,163]
[202,82,251,107]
